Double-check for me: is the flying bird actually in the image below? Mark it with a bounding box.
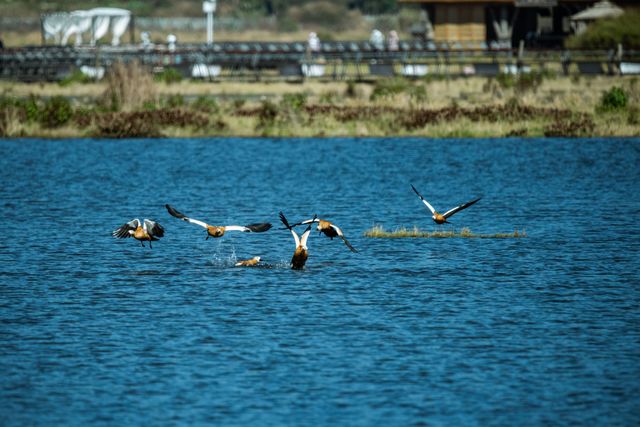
[235,256,261,267]
[166,204,271,239]
[290,217,357,252]
[280,212,315,270]
[112,218,165,248]
[411,184,481,225]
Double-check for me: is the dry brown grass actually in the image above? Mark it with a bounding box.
[102,61,156,111]
[2,75,639,138]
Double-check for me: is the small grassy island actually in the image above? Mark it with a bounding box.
[364,225,527,239]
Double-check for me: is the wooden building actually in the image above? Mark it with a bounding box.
[399,0,634,47]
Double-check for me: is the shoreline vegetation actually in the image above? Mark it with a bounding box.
[364,225,527,239]
[1,62,639,138]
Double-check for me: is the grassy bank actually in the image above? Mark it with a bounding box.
[364,225,527,239]
[1,69,639,138]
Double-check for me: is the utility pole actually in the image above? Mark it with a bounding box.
[203,1,217,45]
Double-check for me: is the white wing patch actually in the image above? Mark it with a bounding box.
[300,229,311,249]
[225,225,249,232]
[301,218,320,225]
[330,224,344,237]
[291,229,301,248]
[443,205,463,217]
[185,217,209,229]
[420,198,436,214]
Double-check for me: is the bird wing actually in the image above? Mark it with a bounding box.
[443,197,481,218]
[225,225,250,232]
[166,204,208,229]
[299,214,316,249]
[290,218,320,227]
[291,229,301,247]
[279,211,292,229]
[245,223,272,233]
[112,218,139,238]
[279,211,300,246]
[300,228,311,249]
[144,219,165,237]
[411,184,436,214]
[329,224,358,253]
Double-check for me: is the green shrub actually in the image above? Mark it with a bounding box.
[24,95,40,122]
[192,96,220,113]
[257,99,278,128]
[165,94,185,108]
[233,99,246,110]
[40,96,73,128]
[143,101,157,111]
[370,77,411,101]
[281,93,307,111]
[496,71,546,93]
[154,67,182,84]
[59,69,92,87]
[598,86,628,112]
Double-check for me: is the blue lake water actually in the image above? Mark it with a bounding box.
[0,137,639,426]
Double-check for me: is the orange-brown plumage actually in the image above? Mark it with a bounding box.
[206,225,225,238]
[411,184,480,226]
[291,247,308,270]
[280,211,314,270]
[165,204,271,240]
[112,218,164,248]
[235,256,261,267]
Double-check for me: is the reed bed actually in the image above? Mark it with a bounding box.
[364,225,526,239]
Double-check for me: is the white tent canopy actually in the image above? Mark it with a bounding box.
[42,8,131,46]
[570,1,624,35]
[571,1,624,22]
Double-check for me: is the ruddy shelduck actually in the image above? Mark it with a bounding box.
[290,217,357,253]
[112,218,165,248]
[235,256,261,267]
[280,212,315,270]
[166,204,271,239]
[411,184,481,225]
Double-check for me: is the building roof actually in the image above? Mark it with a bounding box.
[571,1,624,21]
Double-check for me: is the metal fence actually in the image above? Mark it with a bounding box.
[1,42,638,82]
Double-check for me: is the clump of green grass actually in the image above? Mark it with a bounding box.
[364,225,526,239]
[597,86,628,113]
[370,77,412,101]
[154,67,183,84]
[58,69,93,87]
